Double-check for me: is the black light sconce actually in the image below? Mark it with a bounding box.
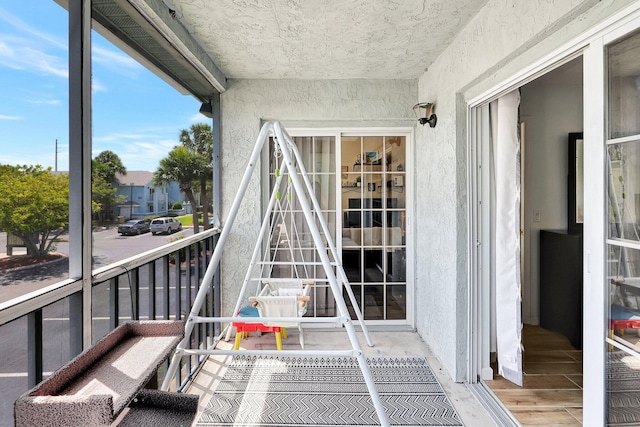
[412,102,437,128]
[199,100,213,118]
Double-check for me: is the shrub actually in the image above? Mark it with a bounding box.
[171,202,183,210]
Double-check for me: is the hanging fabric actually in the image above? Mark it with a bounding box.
[490,89,523,386]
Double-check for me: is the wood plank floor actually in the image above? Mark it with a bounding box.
[485,325,583,426]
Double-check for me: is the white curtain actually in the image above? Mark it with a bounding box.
[490,89,523,386]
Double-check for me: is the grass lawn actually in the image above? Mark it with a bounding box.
[175,214,193,226]
[175,214,210,227]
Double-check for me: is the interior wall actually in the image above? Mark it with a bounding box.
[519,58,584,325]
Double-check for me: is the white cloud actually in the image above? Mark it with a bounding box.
[0,114,22,120]
[0,34,68,78]
[0,5,69,79]
[92,77,107,94]
[0,7,67,50]
[189,113,205,122]
[27,99,62,105]
[93,129,180,170]
[92,45,143,78]
[94,132,158,143]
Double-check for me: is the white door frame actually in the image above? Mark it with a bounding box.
[467,4,640,426]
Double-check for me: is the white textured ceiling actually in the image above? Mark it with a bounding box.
[163,0,489,80]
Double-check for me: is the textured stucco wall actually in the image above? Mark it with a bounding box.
[415,0,630,382]
[219,79,416,316]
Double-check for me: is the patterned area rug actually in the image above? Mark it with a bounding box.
[197,356,462,426]
[608,351,640,426]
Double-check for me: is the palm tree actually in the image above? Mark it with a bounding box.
[153,146,207,233]
[179,123,213,229]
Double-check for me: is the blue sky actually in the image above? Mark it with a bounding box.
[0,1,206,172]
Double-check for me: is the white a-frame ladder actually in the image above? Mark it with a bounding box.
[161,121,389,426]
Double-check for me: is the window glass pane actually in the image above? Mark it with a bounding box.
[42,299,73,376]
[388,174,406,209]
[387,249,406,282]
[607,351,640,426]
[314,136,335,173]
[363,137,384,165]
[387,136,406,172]
[294,137,314,169]
[309,285,336,317]
[363,251,383,282]
[608,29,640,139]
[607,244,640,425]
[313,173,335,211]
[342,136,362,165]
[608,142,640,242]
[344,285,362,318]
[363,285,384,320]
[386,285,406,320]
[0,318,28,426]
[92,280,111,343]
[342,249,361,282]
[0,2,69,304]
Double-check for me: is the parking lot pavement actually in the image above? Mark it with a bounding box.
[0,227,194,304]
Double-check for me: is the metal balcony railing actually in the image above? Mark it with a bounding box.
[0,229,219,427]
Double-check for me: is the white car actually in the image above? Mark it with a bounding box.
[150,217,182,235]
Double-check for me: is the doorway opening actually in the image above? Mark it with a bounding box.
[479,56,585,424]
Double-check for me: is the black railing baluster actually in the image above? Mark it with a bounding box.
[1,230,219,402]
[163,255,170,320]
[148,262,156,320]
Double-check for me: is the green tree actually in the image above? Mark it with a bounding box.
[92,150,127,221]
[153,146,207,233]
[0,165,69,258]
[92,175,126,221]
[179,123,213,230]
[93,150,127,183]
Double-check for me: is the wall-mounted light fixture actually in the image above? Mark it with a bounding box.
[412,102,437,128]
[199,101,213,118]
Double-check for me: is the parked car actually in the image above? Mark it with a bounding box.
[150,217,183,235]
[118,219,150,236]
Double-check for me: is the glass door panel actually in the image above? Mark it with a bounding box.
[268,135,337,318]
[268,132,408,322]
[606,29,640,425]
[608,142,640,242]
[341,135,407,321]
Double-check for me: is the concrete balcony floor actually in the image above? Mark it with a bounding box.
[186,328,499,426]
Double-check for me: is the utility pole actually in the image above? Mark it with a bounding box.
[55,139,58,172]
[130,182,134,219]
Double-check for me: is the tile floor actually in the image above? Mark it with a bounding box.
[485,325,583,426]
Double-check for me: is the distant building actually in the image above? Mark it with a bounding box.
[114,171,187,219]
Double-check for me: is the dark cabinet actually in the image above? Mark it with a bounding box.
[539,230,583,349]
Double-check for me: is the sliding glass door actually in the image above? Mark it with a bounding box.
[605,29,640,426]
[267,130,411,324]
[341,135,408,321]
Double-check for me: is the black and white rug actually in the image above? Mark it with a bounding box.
[608,351,640,426]
[197,356,462,426]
